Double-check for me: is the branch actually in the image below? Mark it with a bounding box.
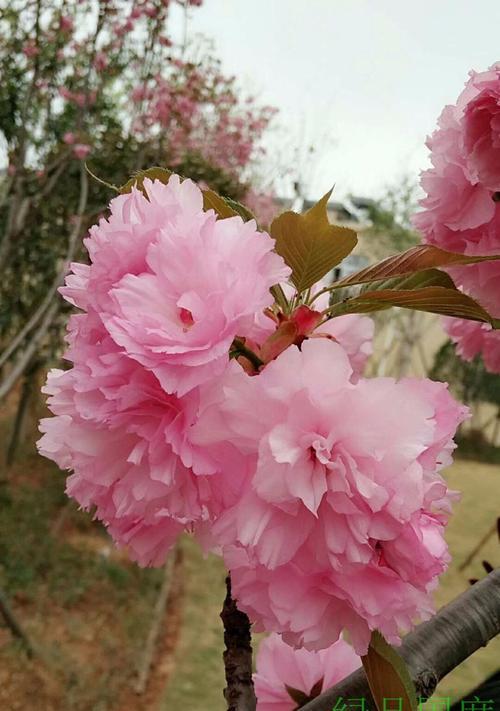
[0,587,37,658]
[0,301,58,401]
[0,163,88,382]
[458,520,498,572]
[221,575,256,711]
[134,554,175,695]
[301,569,500,711]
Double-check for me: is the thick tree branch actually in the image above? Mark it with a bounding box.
[221,575,256,711]
[301,569,500,711]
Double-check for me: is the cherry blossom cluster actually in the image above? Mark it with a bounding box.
[414,64,500,372]
[131,53,277,182]
[38,175,467,655]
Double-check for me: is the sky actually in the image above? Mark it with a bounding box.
[187,0,500,200]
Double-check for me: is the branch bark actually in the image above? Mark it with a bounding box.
[301,569,500,711]
[221,575,257,711]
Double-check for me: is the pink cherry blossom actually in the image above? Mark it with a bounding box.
[318,315,374,380]
[59,15,74,32]
[190,338,468,653]
[254,634,359,711]
[63,131,76,145]
[22,42,39,58]
[93,51,108,72]
[37,306,249,566]
[71,175,289,395]
[414,63,500,371]
[443,317,500,373]
[37,315,195,563]
[73,143,91,159]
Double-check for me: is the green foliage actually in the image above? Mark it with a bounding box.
[431,340,500,407]
[357,177,420,255]
[0,458,162,606]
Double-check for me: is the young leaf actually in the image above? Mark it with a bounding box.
[332,244,500,289]
[359,268,456,294]
[120,167,173,194]
[362,631,417,711]
[271,190,357,293]
[328,286,500,325]
[284,684,311,708]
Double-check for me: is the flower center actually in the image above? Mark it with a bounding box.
[179,307,194,331]
[308,437,332,465]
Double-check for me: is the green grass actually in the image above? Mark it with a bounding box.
[161,537,227,710]
[433,459,500,702]
[0,449,164,710]
[163,459,500,709]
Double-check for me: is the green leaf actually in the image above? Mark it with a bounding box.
[224,196,256,222]
[270,190,358,293]
[202,189,239,219]
[362,631,417,711]
[332,244,500,289]
[328,285,498,324]
[120,167,173,194]
[202,191,255,221]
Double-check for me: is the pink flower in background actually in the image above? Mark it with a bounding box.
[22,42,39,58]
[73,144,91,160]
[93,51,108,72]
[447,260,500,321]
[444,317,500,373]
[414,63,500,371]
[59,15,74,33]
[190,339,467,653]
[254,634,359,711]
[79,175,289,395]
[63,131,76,145]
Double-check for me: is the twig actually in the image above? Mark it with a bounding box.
[220,575,256,711]
[301,569,500,711]
[6,364,36,466]
[458,520,498,571]
[0,587,37,658]
[134,554,175,695]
